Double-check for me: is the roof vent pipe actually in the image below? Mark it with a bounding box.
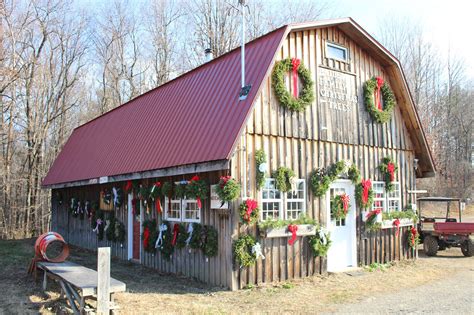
[205,48,213,62]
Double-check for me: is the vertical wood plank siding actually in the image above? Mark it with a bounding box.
[230,27,416,289]
[51,170,232,288]
[51,25,417,291]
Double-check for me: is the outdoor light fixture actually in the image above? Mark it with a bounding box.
[414,158,419,170]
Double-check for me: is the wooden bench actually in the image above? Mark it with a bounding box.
[37,261,126,314]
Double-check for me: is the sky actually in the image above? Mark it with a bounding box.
[331,0,474,77]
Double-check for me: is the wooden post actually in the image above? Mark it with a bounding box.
[97,247,111,315]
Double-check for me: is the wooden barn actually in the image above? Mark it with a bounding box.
[43,18,435,290]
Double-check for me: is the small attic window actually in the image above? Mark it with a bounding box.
[326,42,348,62]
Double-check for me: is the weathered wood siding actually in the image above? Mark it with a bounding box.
[229,26,417,289]
[52,170,233,288]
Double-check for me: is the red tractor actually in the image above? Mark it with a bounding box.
[418,197,474,257]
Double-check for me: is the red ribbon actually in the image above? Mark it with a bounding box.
[291,58,301,98]
[340,193,350,214]
[143,227,150,249]
[124,180,133,193]
[375,77,384,111]
[288,224,298,245]
[243,199,258,222]
[393,218,400,237]
[155,198,162,213]
[366,208,381,222]
[172,224,179,246]
[387,162,395,181]
[410,227,417,246]
[361,179,372,207]
[197,197,202,209]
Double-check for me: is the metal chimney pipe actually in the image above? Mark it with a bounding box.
[205,48,213,62]
[240,0,246,88]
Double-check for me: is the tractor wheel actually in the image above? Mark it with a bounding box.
[438,242,447,251]
[423,235,438,256]
[461,239,474,257]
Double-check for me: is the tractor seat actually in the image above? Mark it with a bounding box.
[422,218,435,223]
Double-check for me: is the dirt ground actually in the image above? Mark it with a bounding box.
[0,231,473,314]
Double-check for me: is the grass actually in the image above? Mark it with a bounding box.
[0,238,472,314]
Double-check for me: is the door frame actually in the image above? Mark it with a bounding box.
[326,179,357,272]
[127,193,133,260]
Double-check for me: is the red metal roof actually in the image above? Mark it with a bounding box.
[42,26,288,186]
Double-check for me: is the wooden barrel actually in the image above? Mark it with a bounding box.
[34,232,70,262]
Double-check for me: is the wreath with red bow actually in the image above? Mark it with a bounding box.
[239,199,259,224]
[356,179,374,209]
[272,57,314,112]
[331,193,351,220]
[363,76,396,123]
[379,157,398,192]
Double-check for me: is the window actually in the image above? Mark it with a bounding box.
[326,42,348,61]
[372,181,385,212]
[371,181,402,212]
[261,178,306,221]
[286,179,306,220]
[387,182,401,212]
[164,183,201,223]
[261,179,282,221]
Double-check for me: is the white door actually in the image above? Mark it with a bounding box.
[326,180,357,272]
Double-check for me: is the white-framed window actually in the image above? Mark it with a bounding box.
[372,181,385,212]
[286,179,306,220]
[371,181,402,212]
[261,179,282,221]
[164,182,201,223]
[387,182,401,212]
[326,42,348,62]
[261,178,306,221]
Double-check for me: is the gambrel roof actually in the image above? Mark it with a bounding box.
[43,18,435,188]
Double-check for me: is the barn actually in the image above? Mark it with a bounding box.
[43,18,435,290]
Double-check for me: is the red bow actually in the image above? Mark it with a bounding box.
[220,175,231,188]
[190,175,200,182]
[291,58,301,98]
[288,224,298,245]
[196,197,202,209]
[340,193,350,214]
[361,179,372,207]
[366,208,381,221]
[124,180,133,193]
[374,77,384,111]
[143,227,150,249]
[410,227,417,246]
[172,224,179,246]
[393,218,400,236]
[387,162,395,181]
[243,199,258,222]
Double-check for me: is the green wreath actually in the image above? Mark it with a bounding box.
[378,157,398,192]
[239,199,259,225]
[308,227,331,257]
[202,225,218,257]
[331,194,350,220]
[186,176,209,201]
[355,180,374,209]
[309,161,360,197]
[272,58,314,112]
[233,234,257,268]
[215,176,241,203]
[272,166,295,192]
[363,77,396,124]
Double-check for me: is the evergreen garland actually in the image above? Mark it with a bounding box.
[271,58,315,112]
[161,182,172,198]
[363,77,396,124]
[310,161,360,197]
[174,181,188,199]
[255,149,267,190]
[233,234,257,268]
[272,166,295,192]
[186,176,209,201]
